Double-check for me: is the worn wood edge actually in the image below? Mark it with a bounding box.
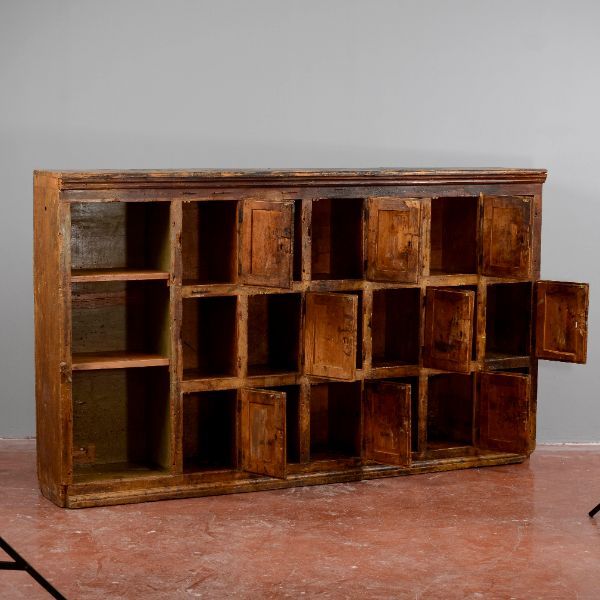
[33,168,548,190]
[63,452,527,508]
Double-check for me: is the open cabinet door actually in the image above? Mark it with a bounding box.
[304,292,358,380]
[481,195,532,278]
[239,198,294,288]
[240,388,287,478]
[423,287,475,373]
[364,381,411,466]
[366,197,421,282]
[479,372,530,454]
[535,281,589,363]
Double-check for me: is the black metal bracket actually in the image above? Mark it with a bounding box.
[589,503,600,518]
[0,536,66,599]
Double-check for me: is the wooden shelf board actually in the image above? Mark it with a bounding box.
[73,461,168,484]
[72,352,170,371]
[71,268,170,282]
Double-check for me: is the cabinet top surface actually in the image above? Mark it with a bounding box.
[35,168,547,189]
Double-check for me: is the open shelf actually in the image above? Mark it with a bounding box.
[70,202,170,279]
[430,197,478,275]
[182,296,237,380]
[486,282,532,361]
[71,281,170,370]
[71,268,170,283]
[311,198,363,280]
[182,201,238,285]
[247,293,301,376]
[427,373,473,453]
[72,367,171,483]
[72,351,169,371]
[183,390,237,473]
[372,288,420,367]
[309,382,361,461]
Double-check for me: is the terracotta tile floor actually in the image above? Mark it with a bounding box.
[2,440,600,599]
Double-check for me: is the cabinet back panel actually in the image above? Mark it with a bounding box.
[71,281,170,355]
[311,198,363,279]
[183,391,237,471]
[427,374,473,447]
[71,202,170,271]
[182,296,237,377]
[486,283,532,357]
[247,294,301,375]
[430,197,478,274]
[310,383,361,459]
[372,288,421,366]
[182,201,238,284]
[72,368,170,469]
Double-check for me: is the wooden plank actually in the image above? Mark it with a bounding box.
[35,168,548,191]
[304,292,358,380]
[481,195,532,278]
[72,352,170,371]
[423,287,475,373]
[535,281,589,363]
[365,197,421,282]
[239,197,294,288]
[363,381,411,466]
[34,174,71,506]
[71,268,170,282]
[479,372,530,454]
[240,388,287,478]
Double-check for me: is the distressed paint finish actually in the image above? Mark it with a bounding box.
[240,388,286,478]
[366,197,421,282]
[304,292,358,380]
[479,372,530,454]
[482,195,532,278]
[363,381,411,466]
[423,287,475,373]
[535,281,589,363]
[239,198,294,288]
[32,168,591,508]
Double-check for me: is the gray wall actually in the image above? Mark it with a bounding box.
[1,0,598,441]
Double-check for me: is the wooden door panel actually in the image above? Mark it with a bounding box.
[423,288,475,373]
[240,388,286,478]
[364,381,411,466]
[479,372,530,454]
[536,281,589,363]
[304,293,358,380]
[366,197,421,282]
[482,196,532,278]
[239,198,294,287]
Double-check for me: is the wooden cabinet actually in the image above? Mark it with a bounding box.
[33,168,590,508]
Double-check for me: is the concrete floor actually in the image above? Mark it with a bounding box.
[2,441,600,599]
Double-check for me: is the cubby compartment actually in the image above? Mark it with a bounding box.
[427,373,473,452]
[311,197,363,280]
[372,288,421,367]
[486,283,532,359]
[309,382,361,460]
[182,296,237,380]
[72,367,171,482]
[71,281,170,370]
[247,293,301,376]
[70,202,171,281]
[430,197,478,274]
[182,200,238,285]
[183,390,237,473]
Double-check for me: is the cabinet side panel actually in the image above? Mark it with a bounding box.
[34,175,70,506]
